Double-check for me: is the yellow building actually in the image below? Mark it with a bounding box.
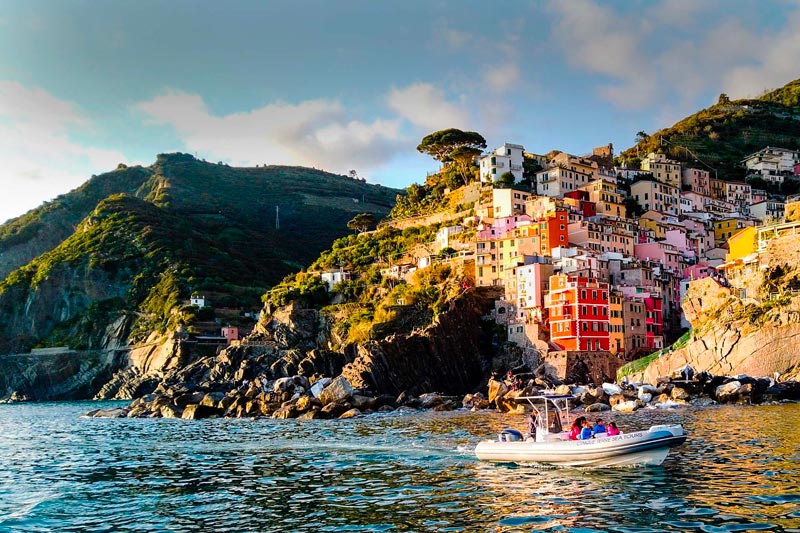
[641,152,682,189]
[726,226,757,262]
[579,179,627,218]
[551,152,598,178]
[638,217,667,240]
[714,218,745,247]
[609,291,624,355]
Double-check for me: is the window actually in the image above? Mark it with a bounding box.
[582,323,588,331]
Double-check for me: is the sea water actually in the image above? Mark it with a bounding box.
[0,401,798,532]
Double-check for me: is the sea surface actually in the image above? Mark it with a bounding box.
[0,401,799,533]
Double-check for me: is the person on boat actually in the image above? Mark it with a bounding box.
[527,411,537,441]
[607,421,620,436]
[593,418,607,435]
[579,419,593,440]
[568,416,586,440]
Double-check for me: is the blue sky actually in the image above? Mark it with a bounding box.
[1,0,799,223]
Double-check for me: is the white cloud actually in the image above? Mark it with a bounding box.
[386,82,470,131]
[722,11,800,98]
[483,63,521,93]
[547,0,656,109]
[136,89,405,173]
[547,0,800,110]
[0,81,130,223]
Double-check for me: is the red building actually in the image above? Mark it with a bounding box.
[545,274,610,351]
[564,190,597,218]
[644,297,663,350]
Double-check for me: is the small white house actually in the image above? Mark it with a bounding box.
[319,270,351,291]
[190,295,207,308]
[479,143,524,183]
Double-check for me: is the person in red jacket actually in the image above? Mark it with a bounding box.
[568,416,586,440]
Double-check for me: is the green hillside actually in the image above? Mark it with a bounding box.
[621,78,800,182]
[0,153,400,353]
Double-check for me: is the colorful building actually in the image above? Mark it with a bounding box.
[545,274,610,351]
[479,143,525,183]
[641,152,682,188]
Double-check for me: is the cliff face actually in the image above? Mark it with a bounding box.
[642,301,800,384]
[340,294,493,395]
[0,350,128,402]
[641,233,800,384]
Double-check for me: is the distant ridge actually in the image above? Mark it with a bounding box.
[621,77,800,180]
[0,153,400,353]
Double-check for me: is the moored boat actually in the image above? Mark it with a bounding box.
[474,394,687,467]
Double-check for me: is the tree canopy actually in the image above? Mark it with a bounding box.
[448,145,482,185]
[417,129,487,163]
[347,212,377,233]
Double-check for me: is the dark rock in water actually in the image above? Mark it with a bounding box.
[181,404,221,420]
[87,407,129,418]
[271,404,297,419]
[174,391,206,408]
[298,409,326,419]
[433,401,456,412]
[160,403,182,418]
[417,392,443,409]
[339,408,361,419]
[321,400,351,418]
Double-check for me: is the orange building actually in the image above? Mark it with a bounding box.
[545,274,610,351]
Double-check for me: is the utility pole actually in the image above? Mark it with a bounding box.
[275,206,280,230]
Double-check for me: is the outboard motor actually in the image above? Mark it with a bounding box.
[498,429,523,442]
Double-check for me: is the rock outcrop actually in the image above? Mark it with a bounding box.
[642,295,800,385]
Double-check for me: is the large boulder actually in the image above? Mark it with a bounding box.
[417,392,443,409]
[715,381,743,403]
[339,408,362,419]
[585,403,611,412]
[321,400,352,418]
[86,407,128,418]
[160,403,182,418]
[670,387,690,401]
[271,404,298,419]
[602,383,622,396]
[612,400,639,413]
[181,404,221,420]
[608,393,627,407]
[318,376,353,406]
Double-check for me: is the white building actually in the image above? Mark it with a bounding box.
[479,143,525,183]
[535,166,594,197]
[190,295,207,308]
[742,146,800,182]
[436,225,463,251]
[320,270,352,291]
[749,200,785,222]
[491,188,531,218]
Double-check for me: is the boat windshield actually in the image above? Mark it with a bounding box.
[518,394,573,435]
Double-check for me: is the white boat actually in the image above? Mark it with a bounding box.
[474,394,687,467]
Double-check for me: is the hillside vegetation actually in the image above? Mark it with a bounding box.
[621,78,800,182]
[0,153,399,354]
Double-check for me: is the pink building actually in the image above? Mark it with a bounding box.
[221,326,239,345]
[634,242,682,275]
[684,263,713,281]
[795,162,800,176]
[681,168,710,196]
[664,228,696,261]
[477,214,531,240]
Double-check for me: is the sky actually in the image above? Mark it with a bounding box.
[1,0,799,224]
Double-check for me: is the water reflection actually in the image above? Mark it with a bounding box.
[0,402,798,532]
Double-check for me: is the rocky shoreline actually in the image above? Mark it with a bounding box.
[85,368,800,419]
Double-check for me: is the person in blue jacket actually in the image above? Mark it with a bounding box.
[579,419,593,440]
[593,418,607,435]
